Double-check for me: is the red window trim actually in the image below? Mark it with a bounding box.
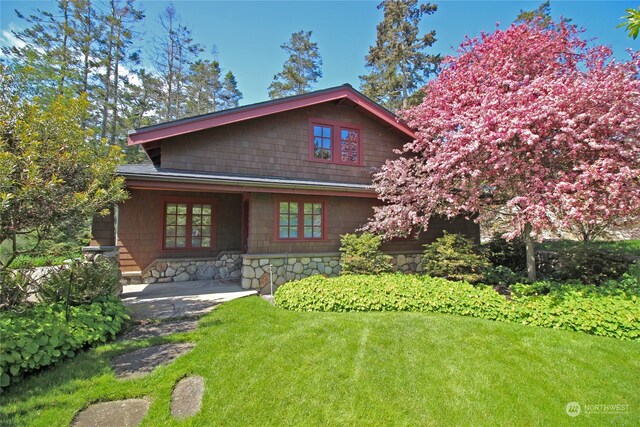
[273,197,327,242]
[160,197,218,251]
[307,118,363,166]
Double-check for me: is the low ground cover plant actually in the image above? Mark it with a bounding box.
[0,296,129,388]
[275,273,640,341]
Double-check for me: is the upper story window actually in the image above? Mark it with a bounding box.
[309,119,361,165]
[164,202,214,249]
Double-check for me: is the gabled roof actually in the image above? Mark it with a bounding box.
[127,84,415,146]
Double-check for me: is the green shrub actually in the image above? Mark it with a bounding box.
[0,296,129,388]
[423,232,489,283]
[0,271,32,308]
[275,274,640,341]
[339,232,392,275]
[482,265,524,288]
[554,245,631,284]
[483,233,526,272]
[36,258,121,305]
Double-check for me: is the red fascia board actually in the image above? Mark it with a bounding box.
[128,88,415,145]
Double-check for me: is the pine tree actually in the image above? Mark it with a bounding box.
[515,1,572,29]
[98,0,144,144]
[184,59,222,115]
[152,3,203,120]
[360,0,440,112]
[5,0,80,100]
[268,30,322,99]
[220,71,242,110]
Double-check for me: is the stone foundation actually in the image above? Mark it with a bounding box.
[122,252,242,285]
[242,252,423,294]
[82,245,120,264]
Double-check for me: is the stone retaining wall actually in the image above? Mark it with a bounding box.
[242,253,423,294]
[122,252,242,285]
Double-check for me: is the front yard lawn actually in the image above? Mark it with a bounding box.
[1,296,638,425]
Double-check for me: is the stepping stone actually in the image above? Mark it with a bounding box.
[120,318,199,341]
[72,398,150,427]
[171,375,205,420]
[111,343,196,379]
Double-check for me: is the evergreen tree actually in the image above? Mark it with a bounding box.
[268,30,322,99]
[360,0,440,112]
[153,3,203,120]
[515,1,572,28]
[4,0,79,100]
[220,71,243,110]
[98,0,144,144]
[184,59,222,115]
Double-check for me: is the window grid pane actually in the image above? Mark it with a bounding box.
[191,204,212,248]
[165,203,188,248]
[340,128,359,163]
[313,125,332,160]
[279,202,299,239]
[303,202,322,239]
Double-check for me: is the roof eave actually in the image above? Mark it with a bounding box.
[120,171,376,197]
[127,86,415,146]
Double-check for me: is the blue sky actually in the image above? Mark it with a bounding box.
[1,1,637,105]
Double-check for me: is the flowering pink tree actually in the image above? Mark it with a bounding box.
[368,22,640,281]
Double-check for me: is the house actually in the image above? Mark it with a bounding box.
[87,84,479,293]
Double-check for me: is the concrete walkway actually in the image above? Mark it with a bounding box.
[121,279,257,320]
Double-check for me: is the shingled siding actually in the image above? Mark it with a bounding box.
[245,192,479,255]
[117,189,243,273]
[160,101,407,185]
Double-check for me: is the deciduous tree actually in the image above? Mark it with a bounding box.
[367,22,640,281]
[0,65,127,270]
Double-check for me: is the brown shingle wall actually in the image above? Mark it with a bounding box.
[160,101,407,185]
[89,210,115,246]
[246,193,480,255]
[117,189,242,272]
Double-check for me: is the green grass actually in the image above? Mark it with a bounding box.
[1,296,639,426]
[539,239,640,257]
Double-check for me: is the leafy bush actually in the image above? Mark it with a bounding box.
[482,265,524,288]
[339,232,392,275]
[0,271,31,308]
[483,233,526,272]
[553,245,631,284]
[422,232,489,283]
[0,296,129,388]
[275,274,640,341]
[36,258,121,305]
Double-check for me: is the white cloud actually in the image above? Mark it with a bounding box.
[0,24,26,57]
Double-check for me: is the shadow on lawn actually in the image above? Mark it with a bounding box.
[0,347,114,420]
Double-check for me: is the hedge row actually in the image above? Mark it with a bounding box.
[0,297,129,388]
[274,274,640,341]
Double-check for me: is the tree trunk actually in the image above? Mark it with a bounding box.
[59,0,70,95]
[523,222,537,282]
[110,23,121,145]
